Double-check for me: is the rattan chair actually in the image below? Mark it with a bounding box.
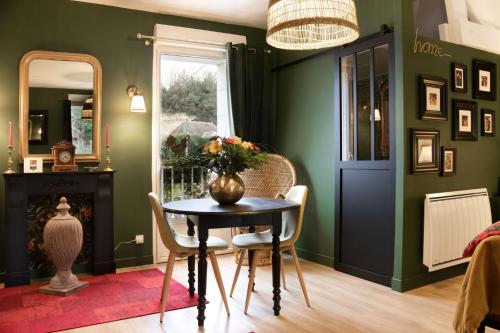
[235,154,297,267]
[148,193,230,322]
[230,186,310,314]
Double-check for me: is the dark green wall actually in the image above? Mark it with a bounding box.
[395,1,500,291]
[274,0,404,266]
[0,0,268,275]
[29,88,92,154]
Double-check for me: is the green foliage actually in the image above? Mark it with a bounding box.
[165,138,266,176]
[161,71,217,123]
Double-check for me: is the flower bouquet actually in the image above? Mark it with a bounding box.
[165,136,266,204]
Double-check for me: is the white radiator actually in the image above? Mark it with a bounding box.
[423,188,492,272]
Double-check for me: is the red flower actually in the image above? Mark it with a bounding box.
[225,138,235,144]
[252,144,260,152]
[27,240,34,249]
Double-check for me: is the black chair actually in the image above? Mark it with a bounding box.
[478,316,500,333]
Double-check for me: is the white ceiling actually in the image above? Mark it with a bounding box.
[29,59,94,90]
[74,0,269,29]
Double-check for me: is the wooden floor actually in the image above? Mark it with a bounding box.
[50,254,489,332]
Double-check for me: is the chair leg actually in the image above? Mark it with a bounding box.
[244,252,258,315]
[209,252,230,316]
[160,251,176,323]
[291,246,311,307]
[281,250,287,290]
[230,249,246,297]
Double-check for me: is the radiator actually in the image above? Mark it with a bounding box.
[423,188,492,272]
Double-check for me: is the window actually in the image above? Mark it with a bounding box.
[159,54,230,202]
[152,25,245,263]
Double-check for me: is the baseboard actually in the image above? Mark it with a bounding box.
[391,263,467,292]
[115,255,154,269]
[294,247,334,267]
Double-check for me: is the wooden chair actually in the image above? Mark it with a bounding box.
[229,186,310,314]
[236,154,297,267]
[148,192,230,322]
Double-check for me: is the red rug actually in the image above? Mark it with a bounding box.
[0,269,198,333]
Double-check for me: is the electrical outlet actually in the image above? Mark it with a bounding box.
[135,235,144,244]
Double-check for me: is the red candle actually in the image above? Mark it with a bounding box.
[105,124,109,146]
[8,122,12,146]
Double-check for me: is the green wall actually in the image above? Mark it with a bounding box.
[394,1,500,291]
[0,0,268,276]
[274,0,404,266]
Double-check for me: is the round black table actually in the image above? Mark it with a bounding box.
[163,197,300,327]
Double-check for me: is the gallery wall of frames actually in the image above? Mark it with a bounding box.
[412,58,496,176]
[401,25,500,291]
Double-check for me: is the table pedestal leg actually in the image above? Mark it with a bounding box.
[197,224,208,326]
[271,212,281,315]
[187,218,196,297]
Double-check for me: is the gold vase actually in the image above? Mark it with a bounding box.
[209,174,245,205]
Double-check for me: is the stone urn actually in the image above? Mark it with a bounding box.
[40,197,88,296]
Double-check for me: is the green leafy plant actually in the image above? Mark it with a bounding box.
[165,136,266,176]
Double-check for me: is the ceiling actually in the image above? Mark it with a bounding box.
[29,59,94,90]
[74,0,269,29]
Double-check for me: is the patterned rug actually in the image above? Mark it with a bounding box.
[0,269,198,333]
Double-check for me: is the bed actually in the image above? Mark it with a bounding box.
[454,236,500,332]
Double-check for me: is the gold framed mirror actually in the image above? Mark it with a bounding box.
[19,50,102,163]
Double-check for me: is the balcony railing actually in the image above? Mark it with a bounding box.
[161,165,211,207]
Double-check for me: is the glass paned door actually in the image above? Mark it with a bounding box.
[340,44,390,161]
[335,34,395,286]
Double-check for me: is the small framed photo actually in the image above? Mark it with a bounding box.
[451,63,467,93]
[453,100,478,141]
[441,147,457,177]
[411,129,440,174]
[419,75,447,120]
[23,157,43,173]
[481,109,496,137]
[473,60,496,100]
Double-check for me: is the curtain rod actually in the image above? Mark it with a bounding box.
[136,33,271,53]
[271,25,393,72]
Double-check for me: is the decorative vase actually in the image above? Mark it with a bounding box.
[40,197,89,296]
[209,173,245,205]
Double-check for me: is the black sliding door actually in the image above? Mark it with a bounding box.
[334,33,395,286]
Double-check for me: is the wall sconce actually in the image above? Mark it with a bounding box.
[127,85,146,113]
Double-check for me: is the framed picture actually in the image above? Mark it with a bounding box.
[23,157,43,173]
[441,147,457,177]
[411,129,440,174]
[451,63,467,93]
[472,60,496,100]
[481,109,496,137]
[453,100,478,141]
[28,110,48,145]
[419,75,447,120]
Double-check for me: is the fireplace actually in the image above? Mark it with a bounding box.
[3,171,115,287]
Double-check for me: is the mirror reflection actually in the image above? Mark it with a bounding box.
[28,59,94,155]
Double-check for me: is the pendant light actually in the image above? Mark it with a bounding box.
[266,0,360,50]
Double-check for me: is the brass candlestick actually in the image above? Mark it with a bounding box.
[4,145,16,174]
[103,144,113,171]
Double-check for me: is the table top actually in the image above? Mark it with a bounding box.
[162,197,300,216]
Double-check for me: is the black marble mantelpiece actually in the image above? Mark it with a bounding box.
[3,171,115,287]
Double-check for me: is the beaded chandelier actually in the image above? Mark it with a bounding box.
[266,0,360,50]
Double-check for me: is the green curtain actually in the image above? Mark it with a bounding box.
[227,43,273,144]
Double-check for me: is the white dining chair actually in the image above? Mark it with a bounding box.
[229,185,310,314]
[148,192,230,322]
